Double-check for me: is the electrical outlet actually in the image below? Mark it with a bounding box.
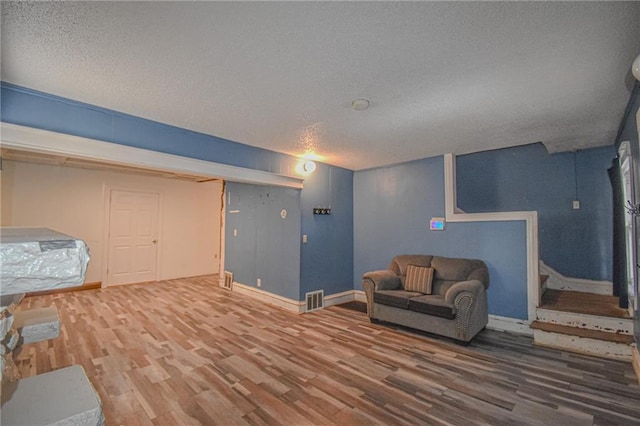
[233,228,238,236]
[302,234,308,244]
[257,278,261,287]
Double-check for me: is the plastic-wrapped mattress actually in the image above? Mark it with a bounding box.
[0,227,90,295]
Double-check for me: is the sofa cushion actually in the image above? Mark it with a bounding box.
[404,265,434,294]
[408,295,456,319]
[431,257,475,281]
[363,270,401,290]
[389,255,433,276]
[431,279,459,296]
[374,290,423,309]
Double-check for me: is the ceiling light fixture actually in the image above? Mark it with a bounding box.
[303,160,316,173]
[633,54,640,81]
[351,98,370,111]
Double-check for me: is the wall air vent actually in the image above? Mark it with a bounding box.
[305,290,324,312]
[223,271,233,290]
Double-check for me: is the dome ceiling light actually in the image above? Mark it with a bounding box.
[632,54,640,81]
[351,98,370,111]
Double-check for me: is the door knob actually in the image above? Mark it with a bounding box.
[152,239,157,244]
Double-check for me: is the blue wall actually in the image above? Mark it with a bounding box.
[225,182,301,300]
[1,82,354,302]
[224,163,355,301]
[353,156,529,320]
[0,82,299,175]
[456,143,615,282]
[299,163,354,299]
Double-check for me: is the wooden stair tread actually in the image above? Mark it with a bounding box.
[530,321,634,344]
[539,289,630,319]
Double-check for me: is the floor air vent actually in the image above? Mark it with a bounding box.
[305,290,324,312]
[223,271,233,290]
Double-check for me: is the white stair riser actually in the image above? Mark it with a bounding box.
[540,261,612,295]
[533,329,632,361]
[536,308,633,335]
[545,279,612,295]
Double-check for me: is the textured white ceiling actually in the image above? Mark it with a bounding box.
[2,1,640,170]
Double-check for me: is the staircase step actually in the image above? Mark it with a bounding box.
[540,289,630,319]
[531,321,634,344]
[532,327,633,361]
[536,308,633,335]
[540,261,613,295]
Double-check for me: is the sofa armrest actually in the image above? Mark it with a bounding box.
[444,280,484,305]
[362,270,400,318]
[362,270,401,291]
[444,280,488,341]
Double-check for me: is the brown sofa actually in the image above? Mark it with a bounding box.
[362,254,490,343]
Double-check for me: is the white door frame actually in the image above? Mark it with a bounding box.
[102,184,164,287]
[619,141,637,314]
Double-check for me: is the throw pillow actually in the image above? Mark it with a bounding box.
[404,265,434,294]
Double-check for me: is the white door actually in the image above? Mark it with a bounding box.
[107,190,159,286]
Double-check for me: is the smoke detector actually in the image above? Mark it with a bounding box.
[351,98,370,111]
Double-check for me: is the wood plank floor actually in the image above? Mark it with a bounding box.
[10,275,640,426]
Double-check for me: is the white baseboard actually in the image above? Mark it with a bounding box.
[231,285,535,338]
[324,290,357,307]
[231,284,365,314]
[487,314,532,336]
[353,290,366,302]
[231,282,305,313]
[540,261,612,295]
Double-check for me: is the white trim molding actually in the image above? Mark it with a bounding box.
[540,260,612,295]
[324,290,358,307]
[233,283,531,336]
[232,282,305,313]
[444,153,539,324]
[231,284,365,314]
[353,290,367,303]
[487,315,533,336]
[0,123,304,189]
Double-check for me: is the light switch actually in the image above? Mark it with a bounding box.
[233,228,238,236]
[302,234,308,244]
[572,200,580,210]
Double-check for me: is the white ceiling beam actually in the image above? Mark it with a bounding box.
[0,123,304,189]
